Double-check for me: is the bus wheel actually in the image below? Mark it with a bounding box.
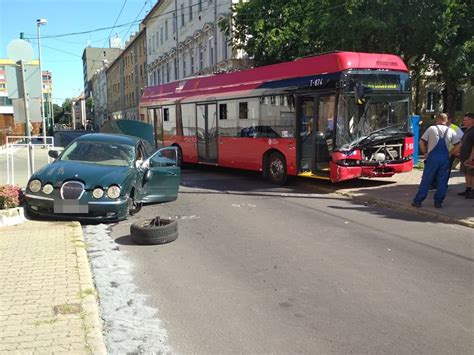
[267,152,287,185]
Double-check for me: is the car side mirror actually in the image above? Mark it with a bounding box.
[48,150,59,159]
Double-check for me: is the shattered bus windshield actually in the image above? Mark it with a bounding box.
[336,72,411,150]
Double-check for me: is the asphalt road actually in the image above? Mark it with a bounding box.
[110,167,473,353]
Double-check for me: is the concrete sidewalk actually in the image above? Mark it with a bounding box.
[0,220,106,353]
[330,169,474,228]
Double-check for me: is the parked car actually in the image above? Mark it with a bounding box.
[24,132,180,222]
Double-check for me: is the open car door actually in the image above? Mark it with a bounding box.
[138,147,180,203]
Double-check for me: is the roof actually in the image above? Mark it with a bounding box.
[141,51,408,104]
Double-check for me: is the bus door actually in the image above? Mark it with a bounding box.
[196,103,218,164]
[296,94,335,176]
[150,107,164,148]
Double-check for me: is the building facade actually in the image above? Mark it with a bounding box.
[0,59,53,144]
[143,0,248,87]
[82,46,123,97]
[122,29,147,120]
[90,67,108,130]
[106,54,124,120]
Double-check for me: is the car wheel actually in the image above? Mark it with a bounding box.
[130,217,178,245]
[128,194,142,216]
[267,152,288,185]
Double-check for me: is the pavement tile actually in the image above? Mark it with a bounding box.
[0,220,106,353]
[324,169,474,228]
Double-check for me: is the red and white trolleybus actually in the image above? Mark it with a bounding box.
[139,51,414,184]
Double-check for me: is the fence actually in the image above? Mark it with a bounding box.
[5,135,55,185]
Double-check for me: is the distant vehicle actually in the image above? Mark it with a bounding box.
[140,51,414,184]
[25,128,180,222]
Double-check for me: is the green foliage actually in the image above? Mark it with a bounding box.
[228,0,474,113]
[54,98,73,125]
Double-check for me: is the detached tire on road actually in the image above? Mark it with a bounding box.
[130,218,178,245]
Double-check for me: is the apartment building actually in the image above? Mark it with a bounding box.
[143,0,248,87]
[82,46,123,97]
[123,29,147,120]
[0,59,52,143]
[90,67,108,129]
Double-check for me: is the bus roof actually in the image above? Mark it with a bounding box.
[141,51,408,105]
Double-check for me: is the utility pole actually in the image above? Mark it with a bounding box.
[19,60,34,176]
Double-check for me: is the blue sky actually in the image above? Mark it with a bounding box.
[0,0,155,104]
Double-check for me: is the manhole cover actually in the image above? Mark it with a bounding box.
[53,303,82,315]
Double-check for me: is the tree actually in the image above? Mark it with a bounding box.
[53,99,73,126]
[228,0,473,115]
[222,0,317,66]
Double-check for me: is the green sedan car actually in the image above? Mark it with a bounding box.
[25,133,180,222]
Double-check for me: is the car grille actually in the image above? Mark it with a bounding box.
[60,181,85,200]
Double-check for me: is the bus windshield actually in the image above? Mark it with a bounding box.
[336,92,410,150]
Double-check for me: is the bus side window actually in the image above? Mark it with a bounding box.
[239,102,248,119]
[219,104,227,120]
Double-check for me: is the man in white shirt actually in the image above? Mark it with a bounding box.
[412,113,461,208]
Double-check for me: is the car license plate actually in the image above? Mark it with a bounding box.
[54,200,89,214]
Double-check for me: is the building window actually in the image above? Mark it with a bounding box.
[189,0,193,20]
[219,103,227,120]
[198,0,202,11]
[165,20,169,40]
[174,58,178,80]
[173,12,177,33]
[208,37,214,65]
[160,27,164,45]
[239,102,248,119]
[183,54,187,77]
[199,44,204,70]
[190,50,195,73]
[166,62,170,82]
[163,108,170,121]
[222,34,228,60]
[426,91,440,112]
[181,4,185,27]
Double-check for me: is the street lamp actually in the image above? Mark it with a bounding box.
[36,18,47,145]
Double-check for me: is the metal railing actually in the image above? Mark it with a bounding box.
[6,135,55,185]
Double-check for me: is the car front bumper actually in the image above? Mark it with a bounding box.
[24,193,129,222]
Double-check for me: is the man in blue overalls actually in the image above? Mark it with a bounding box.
[412,113,461,208]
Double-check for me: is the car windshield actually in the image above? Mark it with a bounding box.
[59,141,135,167]
[336,93,410,150]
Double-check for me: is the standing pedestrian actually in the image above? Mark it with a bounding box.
[412,113,461,208]
[430,114,464,188]
[458,112,474,199]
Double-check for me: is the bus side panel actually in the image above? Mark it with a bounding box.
[218,137,297,176]
[165,135,199,163]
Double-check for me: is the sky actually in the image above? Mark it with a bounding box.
[0,0,156,105]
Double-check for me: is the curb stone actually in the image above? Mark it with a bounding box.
[0,207,26,226]
[303,183,474,229]
[70,222,107,354]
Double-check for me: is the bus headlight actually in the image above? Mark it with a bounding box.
[106,185,121,199]
[375,153,386,162]
[28,179,42,193]
[42,184,54,195]
[92,187,104,199]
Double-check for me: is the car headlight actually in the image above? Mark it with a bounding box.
[42,184,54,195]
[92,187,104,199]
[28,179,42,193]
[106,185,121,199]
